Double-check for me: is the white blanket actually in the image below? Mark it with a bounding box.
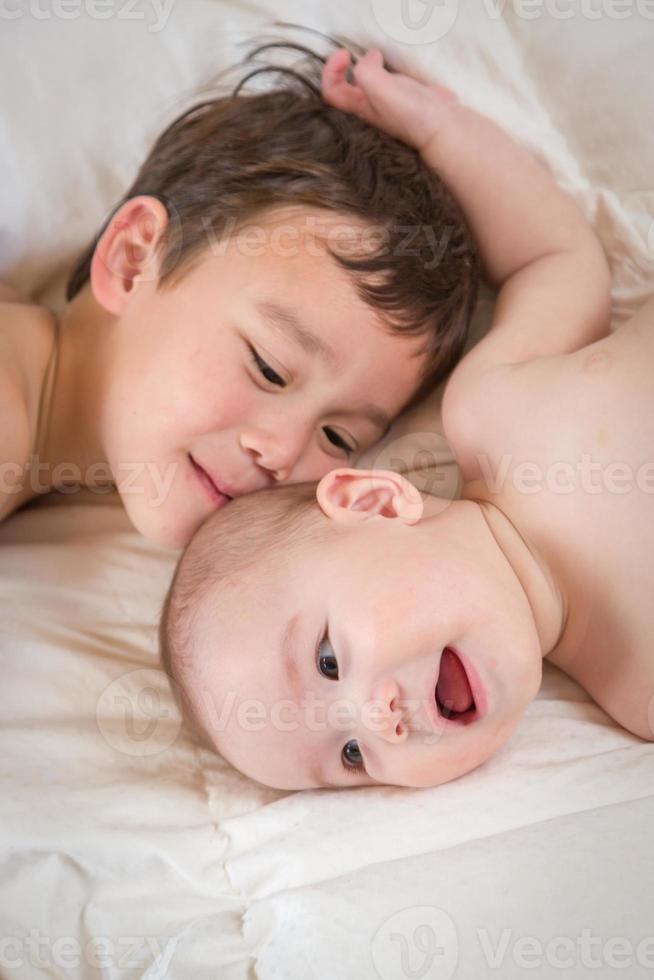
[1,3,653,978]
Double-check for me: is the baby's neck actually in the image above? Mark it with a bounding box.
[40,288,115,495]
[459,483,568,659]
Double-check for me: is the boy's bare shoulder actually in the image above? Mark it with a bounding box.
[0,296,57,519]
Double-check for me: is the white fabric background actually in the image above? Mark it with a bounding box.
[1,2,654,978]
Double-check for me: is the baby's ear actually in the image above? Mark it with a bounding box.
[89,195,169,315]
[316,468,423,526]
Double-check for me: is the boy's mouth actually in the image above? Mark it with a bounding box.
[189,454,233,508]
[434,647,478,724]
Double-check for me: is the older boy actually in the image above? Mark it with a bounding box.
[0,38,479,547]
[159,51,641,791]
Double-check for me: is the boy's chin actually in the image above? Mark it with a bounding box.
[118,493,198,550]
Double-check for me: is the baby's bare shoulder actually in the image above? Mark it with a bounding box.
[0,299,56,520]
[442,343,578,481]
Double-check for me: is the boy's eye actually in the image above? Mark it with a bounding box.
[341,739,364,775]
[249,346,286,388]
[323,427,355,457]
[249,346,355,457]
[316,634,339,680]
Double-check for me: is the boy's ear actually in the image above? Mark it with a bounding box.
[316,468,423,526]
[89,195,169,315]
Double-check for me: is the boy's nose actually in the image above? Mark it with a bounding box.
[368,677,409,744]
[239,423,309,483]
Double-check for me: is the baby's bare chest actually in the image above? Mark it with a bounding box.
[493,310,654,738]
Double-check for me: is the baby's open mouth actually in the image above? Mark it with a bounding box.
[435,647,478,723]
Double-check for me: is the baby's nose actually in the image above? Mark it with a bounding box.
[369,677,409,744]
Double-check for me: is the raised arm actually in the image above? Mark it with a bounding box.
[420,105,611,367]
[322,48,612,374]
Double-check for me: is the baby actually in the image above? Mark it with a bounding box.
[0,35,479,548]
[160,50,653,792]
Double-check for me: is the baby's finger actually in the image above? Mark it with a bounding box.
[322,48,351,88]
[321,49,369,116]
[321,50,354,107]
[350,48,387,93]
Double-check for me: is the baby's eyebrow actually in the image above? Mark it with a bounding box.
[280,614,306,709]
[310,763,381,790]
[307,757,341,789]
[280,617,337,787]
[282,615,384,789]
[305,719,382,790]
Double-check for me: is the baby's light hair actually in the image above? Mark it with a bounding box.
[159,481,330,746]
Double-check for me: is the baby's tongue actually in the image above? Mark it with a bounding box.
[436,648,474,713]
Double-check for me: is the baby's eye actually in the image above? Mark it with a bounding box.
[316,637,338,681]
[316,634,339,680]
[249,346,286,388]
[323,427,355,457]
[341,739,364,775]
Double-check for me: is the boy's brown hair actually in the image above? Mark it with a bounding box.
[66,27,480,405]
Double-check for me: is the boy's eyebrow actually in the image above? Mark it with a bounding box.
[255,299,392,434]
[256,299,341,367]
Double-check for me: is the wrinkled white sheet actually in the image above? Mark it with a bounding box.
[1,2,654,978]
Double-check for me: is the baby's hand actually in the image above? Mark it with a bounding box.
[321,48,458,155]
